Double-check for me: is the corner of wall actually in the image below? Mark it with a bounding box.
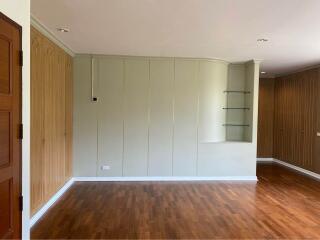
[31,15,75,57]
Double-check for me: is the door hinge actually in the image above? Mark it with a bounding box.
[19,124,23,140]
[19,50,23,66]
[19,196,23,211]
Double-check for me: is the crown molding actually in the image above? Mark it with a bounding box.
[275,64,320,78]
[31,15,75,57]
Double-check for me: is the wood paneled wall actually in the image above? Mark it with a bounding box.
[31,27,73,216]
[257,78,275,158]
[314,72,320,173]
[273,69,318,172]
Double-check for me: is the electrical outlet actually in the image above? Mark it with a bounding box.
[317,132,320,137]
[101,165,110,170]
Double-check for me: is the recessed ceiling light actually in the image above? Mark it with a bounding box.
[57,27,70,33]
[257,38,268,42]
[261,71,267,74]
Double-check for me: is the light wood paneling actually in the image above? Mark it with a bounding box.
[31,27,73,216]
[273,69,319,172]
[257,78,274,158]
[31,28,45,212]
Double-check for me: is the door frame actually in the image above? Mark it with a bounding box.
[0,11,22,238]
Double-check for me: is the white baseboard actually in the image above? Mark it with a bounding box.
[273,158,320,180]
[73,176,258,181]
[30,178,74,228]
[257,158,320,181]
[257,157,274,162]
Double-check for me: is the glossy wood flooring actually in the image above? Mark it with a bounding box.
[31,164,320,239]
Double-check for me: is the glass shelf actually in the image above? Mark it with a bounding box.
[223,107,250,110]
[224,90,250,94]
[223,124,250,127]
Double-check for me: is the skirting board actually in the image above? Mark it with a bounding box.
[256,158,274,162]
[73,176,258,181]
[257,158,320,181]
[30,178,74,228]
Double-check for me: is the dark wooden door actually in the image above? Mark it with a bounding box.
[0,12,22,239]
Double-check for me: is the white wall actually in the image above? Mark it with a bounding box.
[0,1,30,239]
[74,56,259,178]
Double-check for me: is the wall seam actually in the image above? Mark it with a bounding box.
[147,59,151,176]
[196,60,200,176]
[122,59,126,177]
[171,59,176,176]
[94,57,99,177]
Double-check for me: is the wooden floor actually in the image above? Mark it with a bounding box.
[31,163,320,239]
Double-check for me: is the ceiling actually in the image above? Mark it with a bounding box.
[31,0,320,76]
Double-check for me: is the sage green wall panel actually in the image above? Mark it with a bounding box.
[73,55,259,178]
[148,59,174,176]
[244,61,259,143]
[173,59,198,176]
[198,60,228,143]
[73,56,98,176]
[123,58,149,176]
[96,58,124,176]
[198,142,256,176]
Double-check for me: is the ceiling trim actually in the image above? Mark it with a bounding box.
[75,53,232,64]
[275,64,320,78]
[75,54,263,67]
[31,15,75,57]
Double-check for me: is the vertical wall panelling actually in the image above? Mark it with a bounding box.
[273,69,319,173]
[31,29,44,212]
[198,60,228,143]
[31,27,73,216]
[173,59,198,176]
[73,56,259,177]
[123,58,150,176]
[148,59,174,176]
[314,69,320,173]
[96,57,124,176]
[257,78,274,158]
[73,56,97,177]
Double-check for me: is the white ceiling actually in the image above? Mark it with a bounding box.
[31,0,320,76]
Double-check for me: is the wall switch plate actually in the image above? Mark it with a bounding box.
[317,132,320,137]
[101,165,110,170]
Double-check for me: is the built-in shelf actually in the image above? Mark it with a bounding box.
[224,90,250,94]
[223,124,250,127]
[223,107,250,110]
